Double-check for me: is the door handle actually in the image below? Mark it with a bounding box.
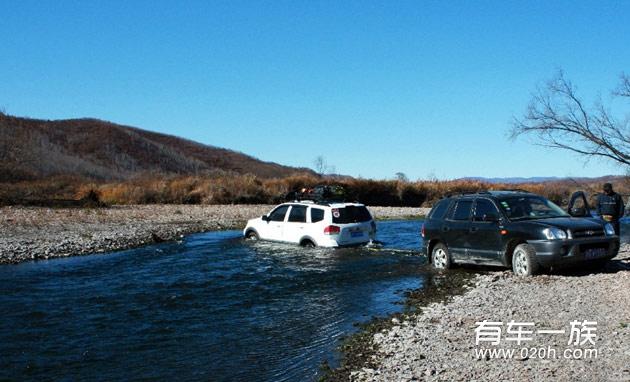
[470,227,478,233]
[441,227,450,232]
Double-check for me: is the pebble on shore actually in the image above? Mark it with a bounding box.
[348,248,630,381]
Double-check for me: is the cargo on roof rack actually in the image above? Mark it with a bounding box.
[285,184,352,204]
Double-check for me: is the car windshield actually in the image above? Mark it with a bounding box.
[498,196,569,221]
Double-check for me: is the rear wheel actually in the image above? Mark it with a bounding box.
[300,239,316,248]
[431,243,452,269]
[512,244,539,276]
[245,230,259,240]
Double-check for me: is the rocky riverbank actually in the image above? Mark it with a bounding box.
[344,248,630,381]
[0,205,428,264]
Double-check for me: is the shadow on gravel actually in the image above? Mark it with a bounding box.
[439,255,630,277]
[549,254,630,277]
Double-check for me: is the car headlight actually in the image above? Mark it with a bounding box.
[542,227,567,240]
[604,223,616,236]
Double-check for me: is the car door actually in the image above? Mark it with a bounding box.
[568,191,592,217]
[468,198,504,264]
[264,205,290,241]
[444,199,473,261]
[284,205,308,243]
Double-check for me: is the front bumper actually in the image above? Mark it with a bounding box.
[528,236,620,268]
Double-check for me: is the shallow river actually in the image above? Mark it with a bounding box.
[0,220,437,381]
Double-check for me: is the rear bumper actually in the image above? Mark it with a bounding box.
[527,236,619,268]
[318,233,374,248]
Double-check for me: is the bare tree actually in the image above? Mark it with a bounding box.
[313,155,326,176]
[312,155,338,176]
[511,71,630,167]
[395,172,409,182]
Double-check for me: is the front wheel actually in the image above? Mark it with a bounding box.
[512,244,539,276]
[431,243,452,269]
[245,230,259,240]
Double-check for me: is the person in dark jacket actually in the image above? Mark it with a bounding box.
[596,183,625,234]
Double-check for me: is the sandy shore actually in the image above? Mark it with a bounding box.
[344,249,630,381]
[0,205,428,264]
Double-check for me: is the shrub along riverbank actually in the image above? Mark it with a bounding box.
[2,174,625,207]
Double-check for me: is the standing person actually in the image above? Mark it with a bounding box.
[596,183,625,235]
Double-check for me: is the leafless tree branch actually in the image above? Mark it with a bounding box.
[614,73,630,97]
[511,71,630,168]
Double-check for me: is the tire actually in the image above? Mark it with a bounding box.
[245,230,259,240]
[512,244,539,276]
[300,239,316,248]
[431,243,452,269]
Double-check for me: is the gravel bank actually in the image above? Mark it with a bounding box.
[349,248,630,381]
[0,205,427,264]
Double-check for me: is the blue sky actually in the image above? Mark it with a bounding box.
[1,0,629,180]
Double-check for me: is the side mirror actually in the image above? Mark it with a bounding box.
[262,215,270,222]
[570,207,586,217]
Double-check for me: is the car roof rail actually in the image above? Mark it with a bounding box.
[492,188,532,193]
[444,190,491,198]
[288,199,333,206]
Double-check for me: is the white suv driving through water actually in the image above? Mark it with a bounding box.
[244,201,376,247]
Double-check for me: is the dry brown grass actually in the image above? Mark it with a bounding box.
[2,174,627,207]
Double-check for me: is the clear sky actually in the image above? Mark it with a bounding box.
[1,0,629,180]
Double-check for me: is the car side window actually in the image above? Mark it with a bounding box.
[473,199,499,222]
[429,199,451,220]
[269,205,289,222]
[310,208,325,223]
[450,200,473,221]
[288,205,307,223]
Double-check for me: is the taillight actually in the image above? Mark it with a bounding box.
[421,223,425,238]
[324,225,341,235]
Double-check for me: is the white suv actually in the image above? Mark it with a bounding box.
[243,201,376,247]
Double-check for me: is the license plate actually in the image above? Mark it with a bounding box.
[584,247,607,259]
[351,231,364,238]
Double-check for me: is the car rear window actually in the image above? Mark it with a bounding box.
[450,200,473,221]
[288,205,307,223]
[429,199,451,220]
[310,208,325,223]
[332,206,372,224]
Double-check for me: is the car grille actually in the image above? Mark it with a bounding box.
[571,228,605,239]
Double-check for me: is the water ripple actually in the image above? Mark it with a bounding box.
[0,220,429,382]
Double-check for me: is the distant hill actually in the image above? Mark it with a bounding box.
[0,113,316,181]
[459,176,625,184]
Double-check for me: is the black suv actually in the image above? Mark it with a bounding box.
[421,190,620,276]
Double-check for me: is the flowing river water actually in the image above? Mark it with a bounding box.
[0,220,434,381]
[2,219,627,381]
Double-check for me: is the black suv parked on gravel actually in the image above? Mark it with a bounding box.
[421,190,620,276]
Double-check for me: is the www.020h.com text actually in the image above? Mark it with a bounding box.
[475,346,598,360]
